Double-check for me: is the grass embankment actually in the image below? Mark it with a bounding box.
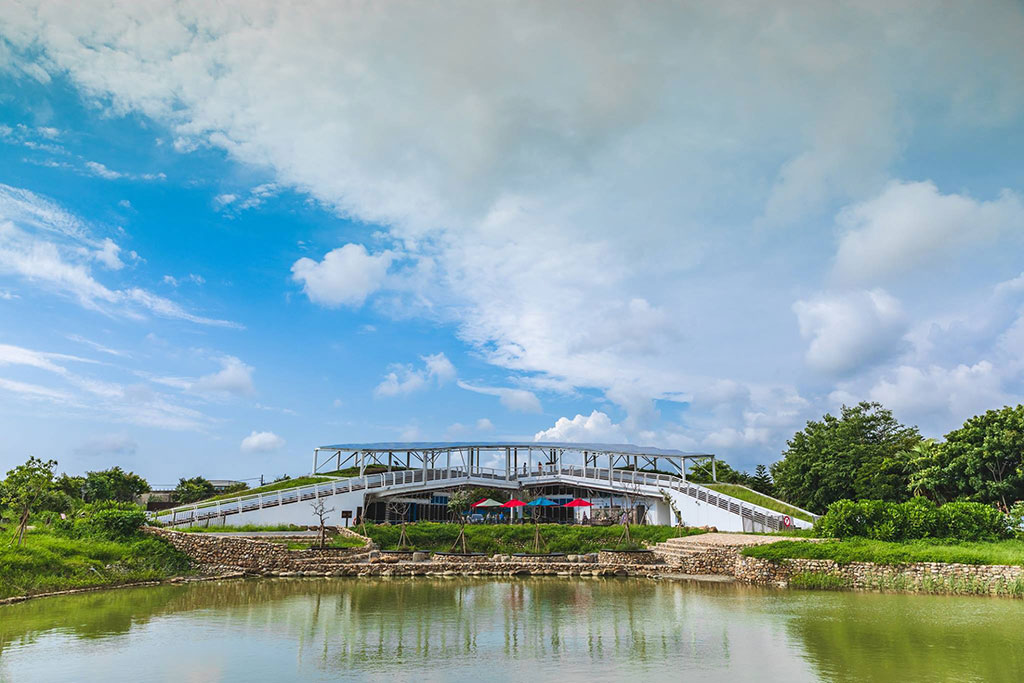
[0,528,191,600]
[194,467,405,505]
[704,483,814,523]
[199,477,334,504]
[363,521,703,554]
[318,465,408,478]
[742,538,1024,566]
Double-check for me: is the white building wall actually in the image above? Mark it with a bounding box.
[182,489,367,528]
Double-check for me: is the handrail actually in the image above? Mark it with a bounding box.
[151,462,793,530]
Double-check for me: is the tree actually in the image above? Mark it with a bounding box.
[932,405,1024,511]
[310,498,335,549]
[771,402,921,513]
[82,467,150,503]
[750,464,774,496]
[905,439,952,502]
[688,459,750,486]
[2,457,57,546]
[386,500,412,549]
[174,476,216,504]
[447,489,472,553]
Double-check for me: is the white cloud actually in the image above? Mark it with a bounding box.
[833,181,1024,285]
[191,356,255,397]
[458,380,541,413]
[0,376,72,401]
[65,334,128,357]
[374,352,455,397]
[163,273,205,287]
[0,341,214,430]
[869,361,1010,428]
[793,289,907,375]
[214,193,237,208]
[534,410,626,442]
[7,3,1024,462]
[445,422,468,437]
[85,161,123,180]
[92,237,124,270]
[84,160,165,182]
[476,418,494,432]
[240,430,285,453]
[291,243,394,308]
[0,184,238,327]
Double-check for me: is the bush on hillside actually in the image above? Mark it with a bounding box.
[814,498,1009,542]
[60,501,148,541]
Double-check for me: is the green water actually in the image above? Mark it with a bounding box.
[1,578,1022,682]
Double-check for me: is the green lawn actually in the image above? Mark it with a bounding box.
[742,538,1024,566]
[196,477,335,504]
[704,483,814,522]
[0,528,191,600]
[318,465,409,478]
[362,521,703,554]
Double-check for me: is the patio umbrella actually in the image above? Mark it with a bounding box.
[501,499,527,508]
[471,498,503,508]
[526,497,557,506]
[563,498,593,507]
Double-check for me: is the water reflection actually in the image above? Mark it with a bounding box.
[1,578,1023,682]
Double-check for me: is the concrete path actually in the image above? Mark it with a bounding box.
[670,532,798,548]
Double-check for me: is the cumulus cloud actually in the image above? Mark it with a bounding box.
[292,244,394,308]
[240,430,285,453]
[191,356,256,397]
[793,289,907,375]
[869,362,1009,428]
[374,352,456,397]
[833,181,1024,285]
[6,3,1024,462]
[534,410,626,442]
[458,380,541,413]
[476,418,494,431]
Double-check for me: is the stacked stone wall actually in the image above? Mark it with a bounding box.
[734,555,1024,595]
[146,527,371,573]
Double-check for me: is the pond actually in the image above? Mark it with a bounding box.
[1,577,1023,682]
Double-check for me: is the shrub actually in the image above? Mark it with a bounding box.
[64,501,148,541]
[815,498,1009,542]
[939,501,1009,542]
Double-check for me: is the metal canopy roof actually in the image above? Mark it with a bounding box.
[316,441,712,459]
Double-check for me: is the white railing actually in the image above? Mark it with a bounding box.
[151,463,793,530]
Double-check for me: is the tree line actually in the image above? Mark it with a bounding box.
[769,402,1024,515]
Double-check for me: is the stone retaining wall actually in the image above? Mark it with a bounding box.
[146,527,371,573]
[149,527,1023,597]
[735,555,1024,595]
[597,550,659,565]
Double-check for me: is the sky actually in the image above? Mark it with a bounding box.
[1,2,1023,485]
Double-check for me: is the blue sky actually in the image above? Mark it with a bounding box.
[1,2,1023,484]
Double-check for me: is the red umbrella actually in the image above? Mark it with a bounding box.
[501,499,527,508]
[563,498,593,507]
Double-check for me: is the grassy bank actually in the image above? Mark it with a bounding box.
[704,483,814,522]
[0,528,191,600]
[742,538,1024,566]
[363,522,702,554]
[199,477,334,504]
